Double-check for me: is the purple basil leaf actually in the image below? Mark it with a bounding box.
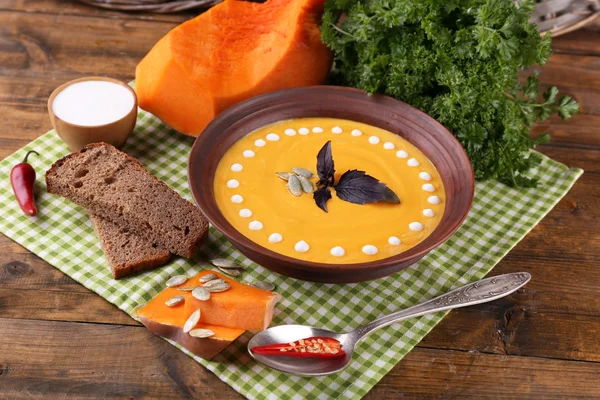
[334,169,400,205]
[316,141,335,187]
[382,187,400,203]
[313,186,332,213]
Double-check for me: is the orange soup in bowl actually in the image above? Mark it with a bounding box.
[214,118,445,264]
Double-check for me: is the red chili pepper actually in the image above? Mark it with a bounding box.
[251,336,345,358]
[10,150,39,216]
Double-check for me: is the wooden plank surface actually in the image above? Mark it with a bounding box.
[1,318,599,400]
[0,0,196,22]
[1,1,599,399]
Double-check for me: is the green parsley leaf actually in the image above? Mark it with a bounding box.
[321,0,579,187]
[558,96,580,120]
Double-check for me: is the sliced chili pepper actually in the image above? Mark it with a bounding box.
[10,150,39,216]
[251,336,345,358]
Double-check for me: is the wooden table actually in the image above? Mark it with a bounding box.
[1,2,599,399]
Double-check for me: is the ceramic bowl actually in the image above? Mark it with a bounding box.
[48,77,137,152]
[189,86,474,283]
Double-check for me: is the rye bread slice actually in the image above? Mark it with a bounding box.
[46,143,208,258]
[90,215,172,279]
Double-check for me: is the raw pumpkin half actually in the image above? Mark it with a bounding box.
[135,0,332,136]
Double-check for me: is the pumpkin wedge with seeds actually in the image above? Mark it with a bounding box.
[184,271,281,331]
[136,282,244,360]
[136,271,281,359]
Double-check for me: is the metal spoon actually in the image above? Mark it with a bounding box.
[248,272,531,376]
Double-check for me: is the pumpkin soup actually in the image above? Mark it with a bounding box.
[214,118,446,264]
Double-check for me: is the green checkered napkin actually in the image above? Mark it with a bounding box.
[0,108,582,400]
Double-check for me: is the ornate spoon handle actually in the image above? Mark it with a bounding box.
[349,272,531,344]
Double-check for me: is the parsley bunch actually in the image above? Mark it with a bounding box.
[321,0,579,186]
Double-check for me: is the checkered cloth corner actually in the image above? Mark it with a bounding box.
[0,108,582,400]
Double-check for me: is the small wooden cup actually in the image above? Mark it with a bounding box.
[48,77,138,152]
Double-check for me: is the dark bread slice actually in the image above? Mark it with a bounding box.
[46,143,208,258]
[90,215,172,279]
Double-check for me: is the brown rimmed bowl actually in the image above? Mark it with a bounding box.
[188,86,474,283]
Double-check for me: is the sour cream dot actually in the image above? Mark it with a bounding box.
[409,222,424,231]
[284,128,296,136]
[226,179,239,188]
[239,209,252,218]
[294,240,310,253]
[368,136,380,145]
[388,236,401,245]
[330,246,345,257]
[243,150,255,158]
[266,133,280,141]
[269,233,282,243]
[407,158,420,167]
[422,183,435,192]
[254,139,266,147]
[298,127,310,135]
[351,129,363,137]
[383,142,395,150]
[231,163,243,172]
[396,150,408,158]
[332,126,343,134]
[362,245,378,255]
[419,172,431,181]
[231,194,243,204]
[312,127,323,133]
[428,196,441,205]
[423,209,435,217]
[249,221,263,230]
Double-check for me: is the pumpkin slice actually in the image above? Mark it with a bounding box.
[137,283,244,360]
[135,0,332,136]
[184,271,282,331]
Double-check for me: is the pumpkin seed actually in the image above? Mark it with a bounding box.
[178,286,199,292]
[218,266,241,276]
[287,175,302,197]
[211,258,245,270]
[250,280,276,291]
[275,172,292,181]
[298,176,314,194]
[206,282,231,293]
[293,167,314,178]
[189,329,215,338]
[183,309,201,333]
[203,278,225,288]
[165,295,185,307]
[199,273,218,283]
[211,258,238,268]
[191,287,211,301]
[166,275,187,287]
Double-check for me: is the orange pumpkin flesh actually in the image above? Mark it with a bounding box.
[184,271,282,331]
[137,281,245,360]
[137,272,281,359]
[138,315,243,360]
[135,0,332,136]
